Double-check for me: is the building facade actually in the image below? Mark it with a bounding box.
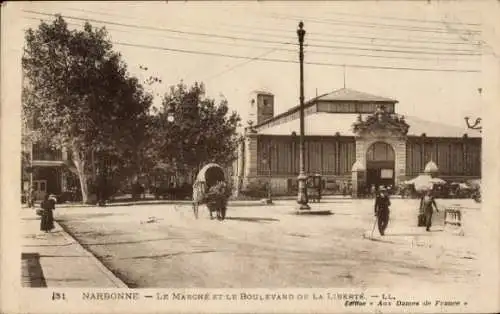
[22,142,73,200]
[233,88,481,196]
[21,116,80,201]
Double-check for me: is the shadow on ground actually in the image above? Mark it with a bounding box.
[361,237,398,244]
[388,230,444,237]
[123,250,222,260]
[21,253,47,288]
[225,217,280,223]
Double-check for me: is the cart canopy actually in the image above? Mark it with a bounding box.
[196,163,225,188]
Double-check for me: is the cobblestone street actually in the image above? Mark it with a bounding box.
[51,198,481,290]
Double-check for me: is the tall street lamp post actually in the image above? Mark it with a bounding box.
[297,21,310,210]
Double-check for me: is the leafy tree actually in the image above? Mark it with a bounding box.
[151,81,241,183]
[22,16,152,203]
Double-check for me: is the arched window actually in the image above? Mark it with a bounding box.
[366,142,395,161]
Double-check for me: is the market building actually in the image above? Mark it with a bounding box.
[232,88,481,196]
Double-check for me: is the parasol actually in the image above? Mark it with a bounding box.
[429,177,446,185]
[458,183,471,189]
[467,179,481,189]
[409,174,434,191]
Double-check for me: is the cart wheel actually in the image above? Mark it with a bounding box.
[192,203,199,219]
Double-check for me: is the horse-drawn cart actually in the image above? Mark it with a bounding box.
[192,163,231,220]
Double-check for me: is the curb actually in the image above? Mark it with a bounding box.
[44,200,283,209]
[54,220,129,288]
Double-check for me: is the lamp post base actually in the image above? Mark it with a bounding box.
[297,173,310,210]
[261,198,274,205]
[297,172,311,210]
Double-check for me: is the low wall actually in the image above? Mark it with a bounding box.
[237,175,353,196]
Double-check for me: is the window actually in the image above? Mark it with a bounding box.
[366,142,395,161]
[381,169,393,178]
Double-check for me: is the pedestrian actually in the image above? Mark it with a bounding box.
[419,190,439,232]
[370,184,376,198]
[40,194,56,233]
[374,186,391,236]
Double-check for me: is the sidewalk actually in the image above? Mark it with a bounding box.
[21,209,127,288]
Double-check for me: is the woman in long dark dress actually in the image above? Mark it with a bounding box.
[40,194,55,232]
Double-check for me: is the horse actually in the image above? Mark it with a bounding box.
[192,181,228,220]
[192,163,229,220]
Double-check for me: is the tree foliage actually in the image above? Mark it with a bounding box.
[22,16,152,203]
[149,81,242,182]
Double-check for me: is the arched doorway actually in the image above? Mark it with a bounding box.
[366,142,395,189]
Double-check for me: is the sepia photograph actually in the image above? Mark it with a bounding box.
[1,0,499,313]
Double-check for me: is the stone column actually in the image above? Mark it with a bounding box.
[351,160,366,198]
[238,141,245,179]
[393,139,407,185]
[355,138,368,170]
[242,133,258,189]
[233,141,245,197]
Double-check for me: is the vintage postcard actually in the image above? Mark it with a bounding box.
[1,0,499,313]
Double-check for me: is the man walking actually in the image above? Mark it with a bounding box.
[374,186,391,236]
[420,190,439,231]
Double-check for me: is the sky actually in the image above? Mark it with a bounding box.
[4,0,497,128]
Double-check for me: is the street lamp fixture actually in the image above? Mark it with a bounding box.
[166,100,178,123]
[464,117,482,132]
[464,87,483,133]
[296,21,310,210]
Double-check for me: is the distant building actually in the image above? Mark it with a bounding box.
[21,113,80,201]
[233,88,481,196]
[21,138,77,201]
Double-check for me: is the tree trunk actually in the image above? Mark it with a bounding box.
[71,147,89,204]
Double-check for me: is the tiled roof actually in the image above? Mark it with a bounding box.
[258,113,359,136]
[315,88,397,103]
[253,88,396,129]
[404,115,480,138]
[257,112,481,138]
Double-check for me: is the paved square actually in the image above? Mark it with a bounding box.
[54,198,481,289]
